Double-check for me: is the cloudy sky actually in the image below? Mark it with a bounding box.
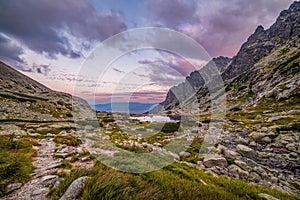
[0,0,295,103]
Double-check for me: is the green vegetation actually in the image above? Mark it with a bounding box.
[275,123,300,133]
[0,135,36,197]
[181,138,204,164]
[60,160,73,169]
[53,135,82,146]
[49,162,298,200]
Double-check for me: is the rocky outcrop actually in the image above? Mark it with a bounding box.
[224,1,300,79]
[159,56,231,108]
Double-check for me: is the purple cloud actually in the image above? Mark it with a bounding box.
[147,0,295,57]
[0,0,127,59]
[147,0,198,27]
[0,34,25,66]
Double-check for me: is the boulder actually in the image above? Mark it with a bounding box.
[228,164,249,179]
[249,132,267,141]
[60,176,90,200]
[234,160,250,171]
[41,175,59,187]
[236,144,255,158]
[7,183,22,193]
[258,193,280,200]
[179,151,191,159]
[203,154,228,168]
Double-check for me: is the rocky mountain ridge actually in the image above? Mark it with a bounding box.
[154,1,300,195]
[158,1,300,110]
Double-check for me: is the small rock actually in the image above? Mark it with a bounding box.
[249,132,268,142]
[203,154,228,168]
[228,164,249,179]
[236,144,255,158]
[60,176,90,200]
[258,193,280,200]
[7,183,22,193]
[153,142,162,147]
[234,160,250,171]
[261,136,272,143]
[179,151,191,159]
[249,172,261,183]
[31,188,49,196]
[41,175,59,187]
[235,137,249,145]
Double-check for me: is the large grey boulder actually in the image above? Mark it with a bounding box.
[258,193,280,200]
[228,164,249,179]
[203,154,228,168]
[60,176,90,200]
[236,144,255,158]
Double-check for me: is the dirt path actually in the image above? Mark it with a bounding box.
[2,138,63,200]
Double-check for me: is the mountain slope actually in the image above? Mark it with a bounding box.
[158,1,300,113]
[154,1,300,195]
[0,61,91,121]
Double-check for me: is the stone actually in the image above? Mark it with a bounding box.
[234,160,250,171]
[253,166,265,175]
[228,164,249,179]
[258,193,280,200]
[261,136,272,143]
[41,175,59,187]
[31,188,49,197]
[196,161,205,170]
[60,176,90,200]
[203,154,228,168]
[236,144,255,158]
[235,137,249,145]
[7,183,22,193]
[249,172,261,183]
[179,151,191,159]
[249,141,257,147]
[249,132,267,141]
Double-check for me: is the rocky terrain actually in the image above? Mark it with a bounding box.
[152,1,300,196]
[0,1,299,200]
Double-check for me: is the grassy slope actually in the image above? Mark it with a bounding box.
[49,161,298,200]
[0,135,37,197]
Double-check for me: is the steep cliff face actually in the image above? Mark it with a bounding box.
[159,1,300,111]
[0,61,92,121]
[224,1,300,80]
[160,56,231,108]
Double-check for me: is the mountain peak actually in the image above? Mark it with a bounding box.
[254,25,265,34]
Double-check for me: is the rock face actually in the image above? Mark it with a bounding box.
[224,1,300,79]
[159,56,231,108]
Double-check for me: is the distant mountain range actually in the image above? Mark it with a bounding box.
[92,102,158,114]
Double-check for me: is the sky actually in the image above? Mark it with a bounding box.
[0,0,295,104]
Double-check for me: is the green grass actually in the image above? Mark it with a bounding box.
[0,135,37,197]
[53,136,82,146]
[49,162,298,200]
[181,138,204,164]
